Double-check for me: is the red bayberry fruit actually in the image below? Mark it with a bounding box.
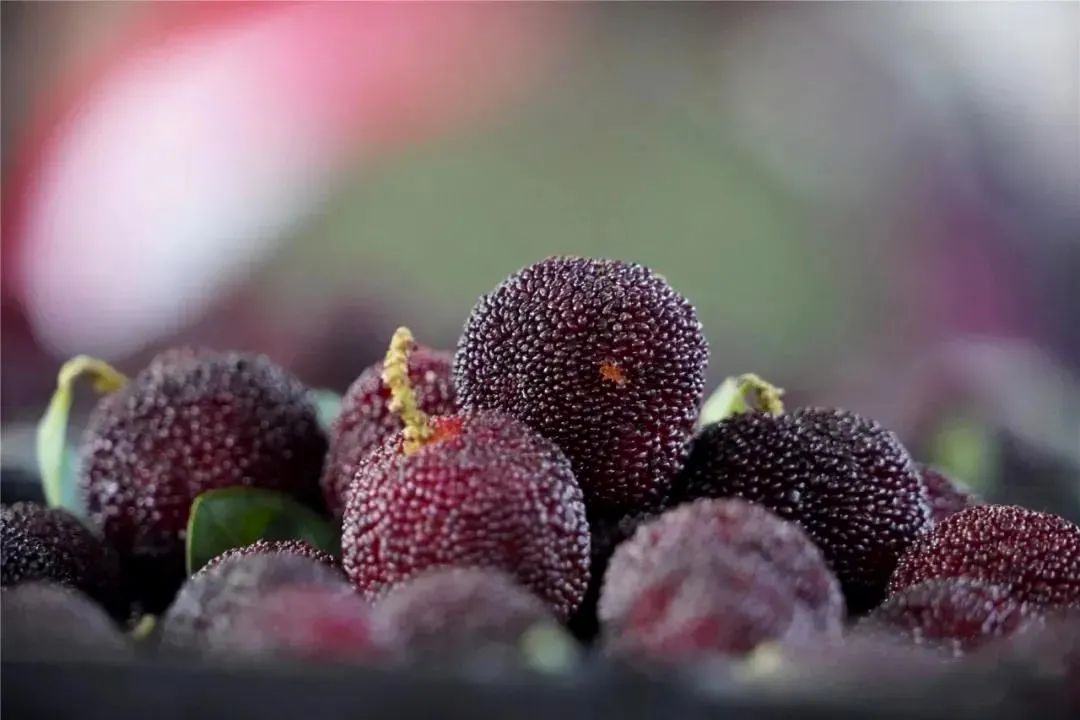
[342,411,589,619]
[198,539,337,576]
[161,552,348,654]
[917,464,980,525]
[454,256,708,514]
[1,582,131,660]
[599,500,837,662]
[861,578,1038,656]
[217,585,395,664]
[1,502,125,617]
[890,505,1080,609]
[80,349,326,585]
[321,347,456,517]
[375,567,555,657]
[675,407,930,613]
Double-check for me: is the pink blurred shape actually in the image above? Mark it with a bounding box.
[9,3,575,357]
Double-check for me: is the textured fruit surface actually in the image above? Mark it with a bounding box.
[674,408,929,612]
[918,464,980,525]
[80,348,326,567]
[863,578,1037,656]
[454,256,708,513]
[599,501,830,662]
[198,539,337,577]
[161,553,348,654]
[1,502,125,616]
[342,411,589,619]
[321,347,456,516]
[890,505,1080,608]
[217,585,394,663]
[1,582,130,660]
[376,567,554,656]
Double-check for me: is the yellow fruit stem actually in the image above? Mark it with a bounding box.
[382,327,433,455]
[736,373,785,416]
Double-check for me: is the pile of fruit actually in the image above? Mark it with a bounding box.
[2,257,1077,694]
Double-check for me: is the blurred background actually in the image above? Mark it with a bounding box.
[2,2,1078,517]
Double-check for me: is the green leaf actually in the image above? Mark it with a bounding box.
[698,376,753,428]
[185,487,339,575]
[927,413,999,496]
[36,356,127,515]
[310,389,343,432]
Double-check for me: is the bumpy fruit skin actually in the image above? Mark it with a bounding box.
[599,500,833,662]
[674,408,930,613]
[198,539,337,576]
[321,347,456,517]
[342,411,590,619]
[1,502,125,616]
[917,464,979,525]
[890,505,1080,609]
[80,349,327,573]
[161,553,348,654]
[454,257,708,513]
[862,578,1038,656]
[376,567,554,657]
[217,585,395,664]
[1,582,130,660]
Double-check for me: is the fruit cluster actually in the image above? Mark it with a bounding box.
[2,257,1077,688]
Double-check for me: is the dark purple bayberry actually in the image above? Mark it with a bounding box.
[675,386,929,613]
[890,505,1080,609]
[861,578,1039,656]
[376,567,556,657]
[321,346,456,517]
[454,257,708,514]
[77,348,326,600]
[1,502,125,616]
[342,329,590,620]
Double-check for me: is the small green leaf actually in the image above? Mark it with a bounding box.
[698,376,748,427]
[518,622,579,674]
[36,356,127,515]
[310,389,343,432]
[927,413,999,496]
[185,487,339,575]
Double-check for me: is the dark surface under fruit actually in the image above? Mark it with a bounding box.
[454,257,708,514]
[342,411,590,619]
[321,346,456,517]
[80,348,327,578]
[674,408,930,613]
[890,504,1080,608]
[1,502,126,617]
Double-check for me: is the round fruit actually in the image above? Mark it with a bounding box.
[321,347,456,517]
[890,505,1080,609]
[161,552,347,654]
[376,567,554,657]
[341,411,590,619]
[1,502,125,616]
[1,582,130,660]
[862,578,1038,656]
[80,349,326,576]
[674,408,930,613]
[198,539,337,576]
[454,256,708,513]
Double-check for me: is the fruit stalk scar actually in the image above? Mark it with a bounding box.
[382,327,434,454]
[736,373,785,416]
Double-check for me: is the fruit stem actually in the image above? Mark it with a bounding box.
[736,373,785,415]
[382,327,433,454]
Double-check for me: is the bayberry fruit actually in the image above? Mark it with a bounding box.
[1,582,130,660]
[198,539,337,577]
[161,552,348,654]
[861,578,1038,656]
[1,502,125,616]
[321,347,456,517]
[918,464,979,525]
[890,505,1080,609]
[376,567,555,657]
[79,349,326,595]
[454,256,708,513]
[675,407,930,612]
